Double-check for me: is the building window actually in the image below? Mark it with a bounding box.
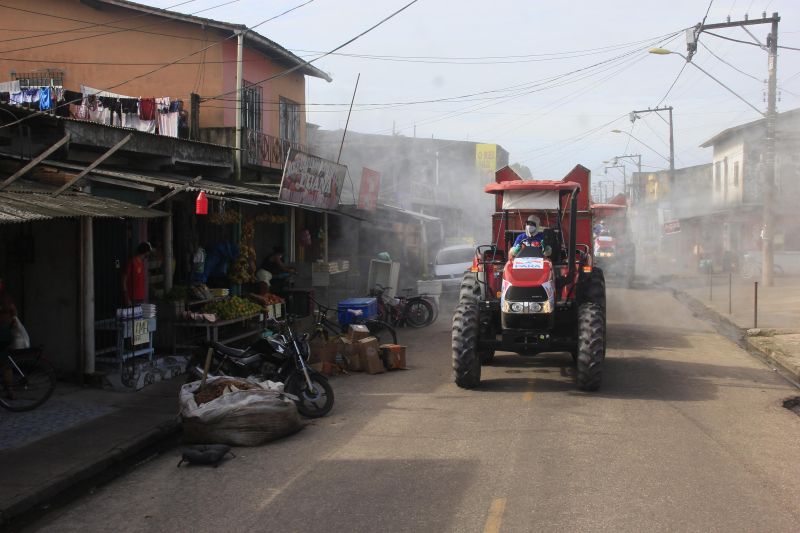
[715,161,722,191]
[733,161,739,186]
[279,97,300,144]
[241,81,262,132]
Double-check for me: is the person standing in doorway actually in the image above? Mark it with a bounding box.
[122,242,152,306]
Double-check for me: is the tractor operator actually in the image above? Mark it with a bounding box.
[510,215,552,258]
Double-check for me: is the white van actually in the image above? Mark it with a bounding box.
[433,244,475,291]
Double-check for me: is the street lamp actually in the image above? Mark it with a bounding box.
[606,154,642,199]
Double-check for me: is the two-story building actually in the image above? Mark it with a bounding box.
[0,0,335,382]
[699,107,800,266]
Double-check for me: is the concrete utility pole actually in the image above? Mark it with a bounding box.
[630,107,674,188]
[698,13,780,286]
[608,154,642,197]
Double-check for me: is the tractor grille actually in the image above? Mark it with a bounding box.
[502,312,552,331]
[505,285,548,301]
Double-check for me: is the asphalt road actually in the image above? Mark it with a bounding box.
[28,287,800,532]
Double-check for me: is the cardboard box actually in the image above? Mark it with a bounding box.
[380,344,407,370]
[340,338,363,371]
[310,361,337,376]
[348,324,371,343]
[364,351,385,374]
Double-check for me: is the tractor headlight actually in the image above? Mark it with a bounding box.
[510,302,524,313]
[530,302,542,312]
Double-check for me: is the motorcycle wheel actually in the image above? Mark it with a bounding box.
[285,370,334,418]
[405,298,434,328]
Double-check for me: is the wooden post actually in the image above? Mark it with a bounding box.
[201,346,214,387]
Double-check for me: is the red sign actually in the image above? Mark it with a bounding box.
[279,149,347,210]
[358,167,381,212]
[663,219,681,235]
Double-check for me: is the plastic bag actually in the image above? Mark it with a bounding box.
[180,377,302,447]
[11,317,30,350]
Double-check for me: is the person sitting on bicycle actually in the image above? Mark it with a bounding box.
[510,215,552,259]
[0,277,18,399]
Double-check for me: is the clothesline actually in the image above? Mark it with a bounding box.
[0,81,187,139]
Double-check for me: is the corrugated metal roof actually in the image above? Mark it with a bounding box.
[0,185,166,224]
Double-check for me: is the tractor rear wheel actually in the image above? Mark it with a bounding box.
[452,300,481,389]
[575,302,605,391]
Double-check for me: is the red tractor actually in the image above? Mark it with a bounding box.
[591,198,635,288]
[452,165,606,390]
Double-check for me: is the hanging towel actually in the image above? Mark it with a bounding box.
[157,111,179,138]
[122,113,156,133]
[0,80,20,93]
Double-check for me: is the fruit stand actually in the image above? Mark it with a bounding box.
[171,296,267,355]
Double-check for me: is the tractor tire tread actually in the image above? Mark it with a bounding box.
[576,302,605,391]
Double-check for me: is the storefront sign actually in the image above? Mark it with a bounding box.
[279,149,347,210]
[663,219,681,235]
[476,144,497,176]
[358,167,381,211]
[133,319,149,345]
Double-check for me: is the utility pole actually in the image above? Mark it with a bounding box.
[698,12,780,286]
[609,154,641,198]
[630,107,674,187]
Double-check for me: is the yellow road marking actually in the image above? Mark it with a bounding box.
[483,497,507,533]
[522,391,534,402]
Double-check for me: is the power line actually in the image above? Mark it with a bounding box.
[0,0,318,131]
[699,40,763,82]
[0,0,201,44]
[202,0,421,104]
[0,0,245,54]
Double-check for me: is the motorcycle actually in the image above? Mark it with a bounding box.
[186,317,334,418]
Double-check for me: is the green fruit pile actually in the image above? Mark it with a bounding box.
[204,296,262,320]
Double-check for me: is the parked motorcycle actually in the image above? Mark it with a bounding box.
[186,317,334,418]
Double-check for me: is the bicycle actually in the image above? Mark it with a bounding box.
[1,346,57,412]
[370,284,435,328]
[308,297,398,346]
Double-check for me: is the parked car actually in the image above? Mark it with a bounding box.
[432,244,475,291]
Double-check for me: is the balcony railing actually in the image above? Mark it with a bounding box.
[244,128,306,170]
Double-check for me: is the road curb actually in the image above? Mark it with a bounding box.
[0,418,180,527]
[668,286,800,382]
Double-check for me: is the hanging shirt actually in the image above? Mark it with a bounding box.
[38,87,51,110]
[139,98,156,120]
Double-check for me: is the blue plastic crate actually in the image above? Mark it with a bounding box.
[337,297,378,326]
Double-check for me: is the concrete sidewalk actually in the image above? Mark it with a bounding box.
[663,273,800,382]
[0,375,183,527]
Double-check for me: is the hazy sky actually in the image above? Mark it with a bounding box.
[145,0,800,192]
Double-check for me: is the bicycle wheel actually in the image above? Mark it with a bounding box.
[0,355,57,412]
[405,298,434,328]
[364,319,398,345]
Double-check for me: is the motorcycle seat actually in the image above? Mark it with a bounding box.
[211,342,248,358]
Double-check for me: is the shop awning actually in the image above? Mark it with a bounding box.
[376,203,441,222]
[0,182,167,224]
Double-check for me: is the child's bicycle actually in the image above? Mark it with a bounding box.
[1,346,57,412]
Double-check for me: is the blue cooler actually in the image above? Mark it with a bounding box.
[337,297,378,326]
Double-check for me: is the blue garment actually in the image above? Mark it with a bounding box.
[38,87,51,110]
[201,242,239,282]
[513,232,545,248]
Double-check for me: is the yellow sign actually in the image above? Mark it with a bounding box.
[476,144,497,176]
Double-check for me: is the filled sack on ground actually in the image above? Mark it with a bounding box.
[180,376,302,447]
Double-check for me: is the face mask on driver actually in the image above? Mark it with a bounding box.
[525,223,537,237]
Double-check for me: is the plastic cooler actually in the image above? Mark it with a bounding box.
[337,297,378,326]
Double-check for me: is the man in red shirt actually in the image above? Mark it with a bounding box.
[123,242,152,306]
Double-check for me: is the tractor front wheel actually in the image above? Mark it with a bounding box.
[575,302,605,391]
[452,300,481,389]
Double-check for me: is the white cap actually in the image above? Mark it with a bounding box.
[255,269,272,285]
